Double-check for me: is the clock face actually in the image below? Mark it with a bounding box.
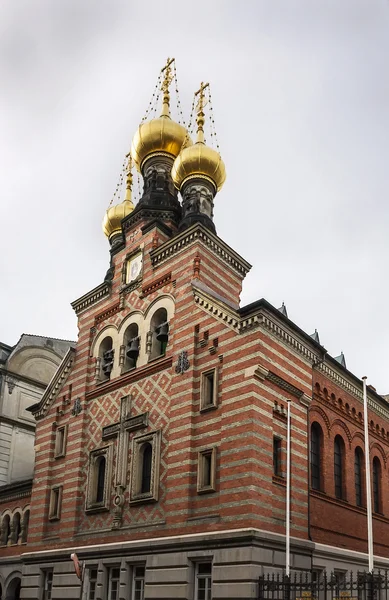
[127,253,143,283]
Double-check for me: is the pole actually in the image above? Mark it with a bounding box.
[286,399,291,577]
[363,376,374,573]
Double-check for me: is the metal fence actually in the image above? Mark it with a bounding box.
[258,571,389,600]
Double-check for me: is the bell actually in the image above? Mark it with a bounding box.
[102,349,114,376]
[156,321,169,343]
[126,337,139,360]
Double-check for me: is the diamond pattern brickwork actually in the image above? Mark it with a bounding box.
[78,368,171,533]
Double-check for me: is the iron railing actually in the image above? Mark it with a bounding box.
[259,571,389,600]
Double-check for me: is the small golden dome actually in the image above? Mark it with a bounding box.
[172,142,226,192]
[102,199,134,240]
[103,156,135,240]
[172,81,226,193]
[131,116,191,172]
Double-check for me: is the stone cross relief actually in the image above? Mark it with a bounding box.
[101,395,148,529]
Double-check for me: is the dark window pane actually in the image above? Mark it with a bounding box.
[334,436,343,499]
[310,424,321,490]
[355,448,363,507]
[273,438,281,476]
[141,444,152,493]
[96,457,106,503]
[373,458,380,513]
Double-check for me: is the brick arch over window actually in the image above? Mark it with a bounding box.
[309,406,331,437]
[352,431,365,445]
[331,419,352,447]
[0,512,11,546]
[370,443,387,468]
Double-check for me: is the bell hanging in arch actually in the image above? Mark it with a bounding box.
[126,337,140,360]
[156,321,169,343]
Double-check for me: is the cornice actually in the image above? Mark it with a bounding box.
[0,415,35,432]
[71,282,111,316]
[0,366,47,390]
[85,356,172,401]
[316,362,389,422]
[150,223,252,277]
[28,348,76,420]
[253,363,311,405]
[193,285,319,364]
[0,478,32,503]
[94,302,121,326]
[141,272,173,298]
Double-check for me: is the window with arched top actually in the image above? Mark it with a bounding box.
[99,336,114,381]
[310,423,323,491]
[96,456,106,504]
[21,509,30,543]
[130,431,161,504]
[334,435,345,500]
[141,443,153,494]
[11,512,21,545]
[1,514,11,546]
[373,457,381,514]
[86,446,112,513]
[149,308,169,360]
[123,323,140,371]
[355,447,364,507]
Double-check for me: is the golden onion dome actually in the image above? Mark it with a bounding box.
[131,116,191,172]
[103,158,135,240]
[172,142,226,192]
[131,58,191,172]
[171,81,226,193]
[102,199,134,240]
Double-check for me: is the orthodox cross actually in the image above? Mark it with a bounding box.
[160,57,174,115]
[194,81,209,143]
[102,395,148,528]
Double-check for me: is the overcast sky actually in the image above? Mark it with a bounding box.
[1,0,388,392]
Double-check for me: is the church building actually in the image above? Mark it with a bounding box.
[1,58,389,600]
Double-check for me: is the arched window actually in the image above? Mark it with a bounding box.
[141,443,153,494]
[1,514,11,546]
[12,512,21,545]
[21,509,30,543]
[123,323,139,371]
[96,456,106,503]
[99,336,114,381]
[310,423,322,491]
[149,308,169,360]
[373,457,381,514]
[334,435,345,499]
[354,447,364,507]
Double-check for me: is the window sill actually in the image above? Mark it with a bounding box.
[200,403,218,414]
[129,494,157,505]
[48,515,60,522]
[85,504,110,514]
[148,353,167,364]
[272,475,286,486]
[197,486,216,495]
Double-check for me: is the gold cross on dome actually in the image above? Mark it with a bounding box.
[195,81,209,113]
[161,57,174,94]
